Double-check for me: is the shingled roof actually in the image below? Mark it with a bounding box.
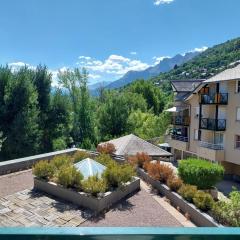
[171,79,205,92]
[101,134,172,157]
[205,64,240,83]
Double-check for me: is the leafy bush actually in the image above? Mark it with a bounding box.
[33,161,54,180]
[95,153,113,166]
[128,152,151,169]
[167,176,183,192]
[82,175,107,197]
[97,143,116,154]
[104,162,135,188]
[57,166,83,189]
[50,155,72,170]
[178,184,198,203]
[212,189,240,226]
[193,190,214,211]
[178,158,224,189]
[147,162,173,183]
[71,151,90,163]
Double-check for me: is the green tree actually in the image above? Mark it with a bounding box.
[33,65,52,152]
[1,67,41,159]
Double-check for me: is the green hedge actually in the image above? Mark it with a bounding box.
[178,158,224,189]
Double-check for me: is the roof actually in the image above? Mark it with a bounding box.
[205,64,240,83]
[101,134,172,157]
[171,79,205,92]
[74,158,106,179]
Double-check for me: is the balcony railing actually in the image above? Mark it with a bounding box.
[199,141,224,150]
[200,93,228,104]
[170,134,189,142]
[200,118,226,131]
[171,116,190,126]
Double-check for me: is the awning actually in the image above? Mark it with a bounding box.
[165,106,189,112]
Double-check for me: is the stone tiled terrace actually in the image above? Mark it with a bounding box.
[0,169,194,227]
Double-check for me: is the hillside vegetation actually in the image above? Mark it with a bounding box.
[153,37,240,84]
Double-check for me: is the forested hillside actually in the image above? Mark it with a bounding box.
[153,37,240,84]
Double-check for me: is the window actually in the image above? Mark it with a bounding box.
[235,135,240,149]
[236,80,240,93]
[237,107,240,121]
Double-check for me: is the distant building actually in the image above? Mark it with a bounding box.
[165,64,240,177]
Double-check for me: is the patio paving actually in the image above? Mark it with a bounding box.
[0,170,186,227]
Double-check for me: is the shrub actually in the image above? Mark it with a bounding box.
[193,190,214,211]
[147,162,161,180]
[178,158,224,189]
[128,152,151,169]
[211,189,240,226]
[57,166,83,189]
[147,162,174,183]
[71,151,90,163]
[50,155,72,170]
[167,176,183,192]
[178,184,198,203]
[95,153,113,166]
[82,175,107,197]
[97,143,116,154]
[104,162,135,188]
[33,161,54,180]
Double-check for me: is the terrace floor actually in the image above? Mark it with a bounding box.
[0,170,193,227]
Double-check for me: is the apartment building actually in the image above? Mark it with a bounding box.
[166,64,240,176]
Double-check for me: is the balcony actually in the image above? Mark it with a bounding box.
[197,141,225,162]
[170,134,188,142]
[200,93,228,105]
[171,116,190,126]
[200,118,226,131]
[167,134,189,152]
[199,141,224,150]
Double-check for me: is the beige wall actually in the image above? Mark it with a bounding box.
[186,94,199,153]
[224,80,240,165]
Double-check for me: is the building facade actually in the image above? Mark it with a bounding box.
[166,64,240,176]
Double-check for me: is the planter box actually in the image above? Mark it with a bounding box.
[34,177,140,213]
[137,168,220,227]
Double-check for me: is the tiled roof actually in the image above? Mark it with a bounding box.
[101,134,172,157]
[171,79,205,92]
[205,64,240,83]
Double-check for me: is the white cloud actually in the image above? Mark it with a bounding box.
[154,0,174,6]
[8,61,36,72]
[152,56,170,65]
[130,51,137,55]
[192,46,208,52]
[76,54,149,77]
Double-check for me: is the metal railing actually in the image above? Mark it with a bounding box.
[200,118,226,131]
[0,227,240,239]
[171,116,190,126]
[199,141,224,150]
[200,93,228,104]
[170,134,189,142]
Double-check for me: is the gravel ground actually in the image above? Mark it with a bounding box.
[0,170,33,197]
[81,189,182,227]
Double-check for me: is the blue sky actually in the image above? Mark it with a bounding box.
[1,0,240,84]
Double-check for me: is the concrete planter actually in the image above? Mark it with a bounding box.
[137,168,220,227]
[34,177,140,213]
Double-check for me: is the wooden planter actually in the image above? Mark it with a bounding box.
[34,177,140,213]
[137,168,220,227]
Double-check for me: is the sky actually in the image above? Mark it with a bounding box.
[1,0,240,85]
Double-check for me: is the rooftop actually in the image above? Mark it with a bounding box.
[0,169,191,227]
[100,134,172,157]
[171,79,205,92]
[205,64,240,83]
